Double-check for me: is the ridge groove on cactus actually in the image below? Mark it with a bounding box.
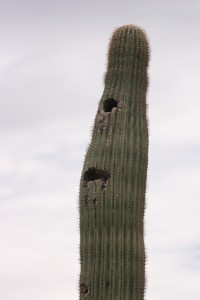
[78,24,150,300]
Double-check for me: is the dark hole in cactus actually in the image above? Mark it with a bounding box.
[83,167,110,184]
[103,98,118,112]
[80,283,89,296]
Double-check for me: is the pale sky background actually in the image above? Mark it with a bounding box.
[0,1,200,299]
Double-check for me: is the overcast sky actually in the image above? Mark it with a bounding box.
[0,1,200,299]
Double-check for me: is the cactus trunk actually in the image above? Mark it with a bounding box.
[78,24,150,300]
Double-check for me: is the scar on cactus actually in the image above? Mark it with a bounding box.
[98,98,123,130]
[93,197,98,206]
[82,195,89,206]
[80,283,89,296]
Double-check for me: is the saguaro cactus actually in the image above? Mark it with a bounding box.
[78,24,150,300]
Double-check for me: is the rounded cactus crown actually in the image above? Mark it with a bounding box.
[105,24,149,83]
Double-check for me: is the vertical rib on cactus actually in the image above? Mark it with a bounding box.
[79,24,150,300]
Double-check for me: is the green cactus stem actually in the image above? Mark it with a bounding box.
[78,24,150,300]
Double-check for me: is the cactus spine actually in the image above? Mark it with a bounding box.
[79,24,150,300]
